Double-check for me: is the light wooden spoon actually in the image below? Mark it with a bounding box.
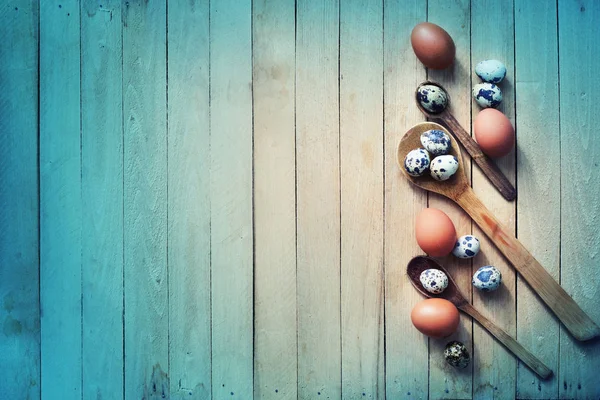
[398,121,600,342]
[415,81,516,201]
[407,256,553,379]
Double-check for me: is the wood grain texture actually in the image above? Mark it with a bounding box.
[471,0,517,397]
[122,1,169,398]
[296,0,341,397]
[0,1,40,398]
[39,1,82,397]
[427,1,473,398]
[339,0,384,398]
[253,0,297,398]
[514,0,560,397]
[81,1,124,398]
[167,1,211,398]
[383,0,428,398]
[210,0,254,397]
[558,0,600,397]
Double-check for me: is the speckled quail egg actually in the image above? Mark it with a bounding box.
[430,155,459,181]
[420,129,451,156]
[404,148,431,177]
[419,269,449,294]
[475,59,507,83]
[473,83,503,108]
[452,235,481,259]
[417,84,448,114]
[444,341,470,369]
[472,265,502,292]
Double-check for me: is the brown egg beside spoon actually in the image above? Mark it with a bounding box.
[407,256,552,380]
[398,121,600,342]
[415,80,516,201]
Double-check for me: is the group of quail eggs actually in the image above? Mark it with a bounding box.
[404,129,459,181]
[419,234,503,369]
[472,59,507,108]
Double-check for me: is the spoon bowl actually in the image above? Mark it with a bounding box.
[407,256,553,379]
[397,122,469,201]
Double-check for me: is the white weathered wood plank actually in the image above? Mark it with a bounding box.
[253,0,297,398]
[471,0,517,398]
[81,1,124,398]
[0,2,40,397]
[427,0,473,397]
[167,1,211,398]
[514,0,560,398]
[122,2,169,398]
[339,0,384,398]
[383,0,428,398]
[296,0,341,397]
[39,1,82,397]
[209,0,254,397]
[558,1,600,397]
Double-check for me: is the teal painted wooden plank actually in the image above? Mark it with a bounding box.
[427,0,473,396]
[0,1,40,397]
[471,0,517,398]
[252,0,297,398]
[39,1,82,397]
[383,0,428,398]
[210,0,254,398]
[296,0,341,398]
[558,1,600,397]
[167,1,211,398]
[80,1,124,398]
[122,1,169,398]
[514,0,560,398]
[339,0,384,398]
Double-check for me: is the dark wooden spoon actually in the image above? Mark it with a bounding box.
[407,256,552,379]
[398,121,600,342]
[416,80,516,201]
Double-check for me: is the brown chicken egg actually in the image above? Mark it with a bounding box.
[415,208,457,257]
[410,22,456,69]
[474,108,515,158]
[411,298,460,338]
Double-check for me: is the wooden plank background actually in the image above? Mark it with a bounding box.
[1,0,599,399]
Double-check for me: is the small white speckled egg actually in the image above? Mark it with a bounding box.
[473,83,503,108]
[430,155,459,181]
[444,341,470,369]
[475,59,507,83]
[419,269,449,294]
[452,235,480,259]
[404,148,431,177]
[417,84,448,114]
[420,129,451,156]
[472,265,502,292]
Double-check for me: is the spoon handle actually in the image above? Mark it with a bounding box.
[455,187,600,341]
[435,113,516,201]
[459,303,553,379]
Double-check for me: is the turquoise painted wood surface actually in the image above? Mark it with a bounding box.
[1,1,600,399]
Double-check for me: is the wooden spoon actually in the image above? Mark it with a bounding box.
[407,256,553,380]
[398,121,600,342]
[416,81,516,201]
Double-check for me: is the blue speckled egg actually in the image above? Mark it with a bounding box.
[404,148,431,177]
[473,83,503,108]
[452,235,480,259]
[475,59,507,83]
[420,129,451,156]
[419,269,449,294]
[472,265,502,291]
[417,84,448,114]
[430,155,459,181]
